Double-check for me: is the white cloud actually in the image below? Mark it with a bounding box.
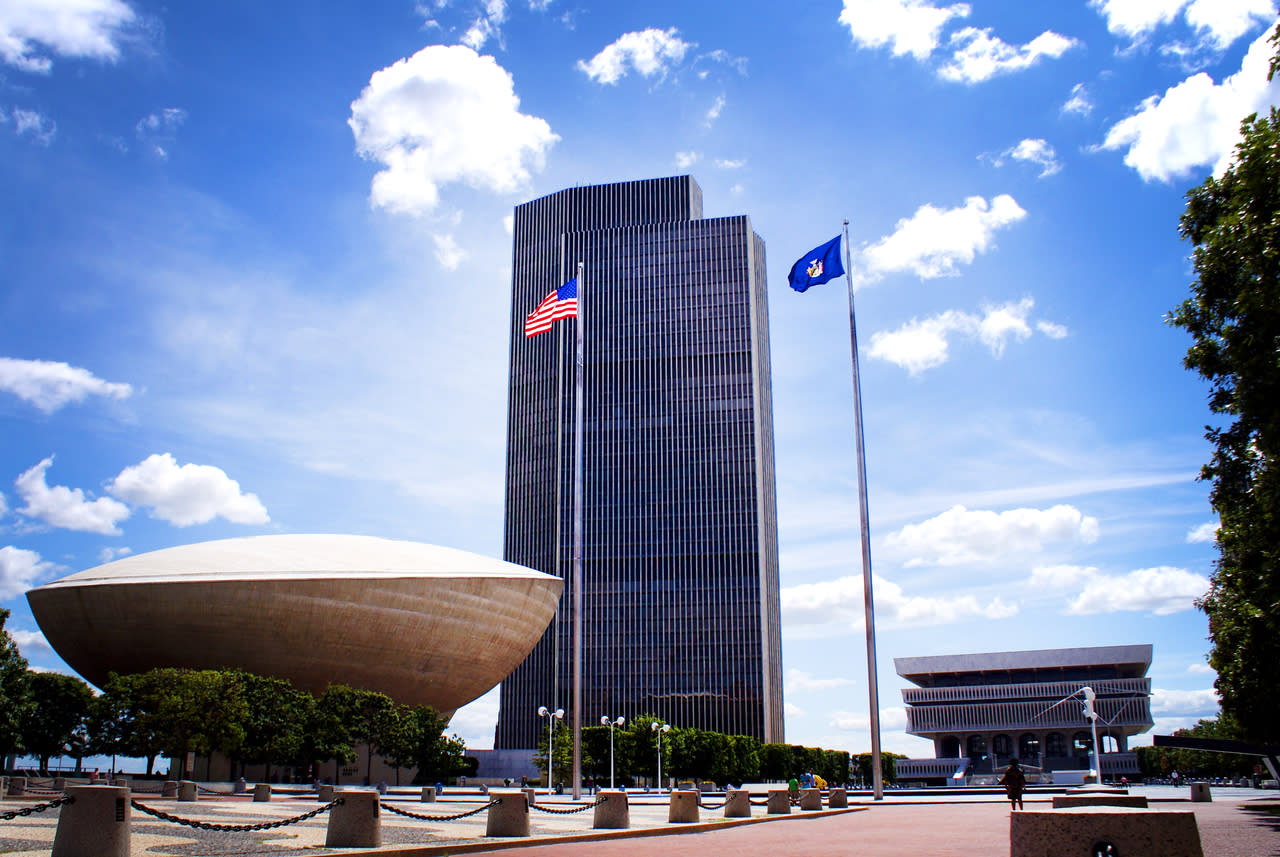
[829,706,908,732]
[0,0,137,73]
[576,27,694,85]
[1006,138,1062,177]
[1187,521,1218,543]
[1187,661,1214,675]
[886,503,1099,567]
[1099,26,1280,182]
[1037,320,1069,338]
[98,546,132,563]
[782,573,1018,629]
[868,298,1062,375]
[107,453,268,528]
[714,157,746,169]
[1063,82,1094,116]
[704,94,726,125]
[786,668,856,694]
[838,0,971,60]
[14,456,130,535]
[1090,0,1275,51]
[0,491,6,518]
[433,233,468,270]
[1030,563,1101,588]
[940,27,1079,84]
[1066,565,1209,615]
[461,0,507,51]
[1150,686,1219,714]
[349,44,558,216]
[446,684,500,749]
[674,151,701,169]
[1,107,56,145]
[0,356,133,412]
[855,194,1027,285]
[134,106,185,158]
[8,628,50,655]
[0,545,56,599]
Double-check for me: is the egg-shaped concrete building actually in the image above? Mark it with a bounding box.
[26,534,563,714]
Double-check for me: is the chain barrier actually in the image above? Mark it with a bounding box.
[529,796,607,814]
[379,798,499,822]
[747,796,772,805]
[22,786,64,796]
[129,798,342,832]
[0,796,74,822]
[700,800,726,809]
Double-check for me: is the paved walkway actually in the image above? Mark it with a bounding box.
[1,786,1277,856]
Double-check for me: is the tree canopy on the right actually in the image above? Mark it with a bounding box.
[1170,22,1280,743]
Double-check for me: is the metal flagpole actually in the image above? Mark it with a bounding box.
[571,259,585,801]
[842,220,884,801]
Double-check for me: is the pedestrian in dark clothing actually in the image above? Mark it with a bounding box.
[999,758,1027,810]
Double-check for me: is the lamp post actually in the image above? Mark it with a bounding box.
[651,721,671,792]
[601,716,625,789]
[538,706,564,796]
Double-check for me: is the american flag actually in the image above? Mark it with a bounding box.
[524,278,578,337]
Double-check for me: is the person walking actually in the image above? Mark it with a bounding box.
[999,758,1027,810]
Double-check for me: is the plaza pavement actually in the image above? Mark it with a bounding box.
[1,784,1277,856]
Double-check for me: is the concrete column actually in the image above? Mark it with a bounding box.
[177,781,197,802]
[828,788,848,808]
[253,783,271,802]
[592,790,629,829]
[419,786,436,802]
[668,790,700,823]
[485,791,530,837]
[799,787,821,810]
[723,789,751,818]
[51,785,130,857]
[766,788,791,814]
[317,784,335,802]
[161,781,178,798]
[8,777,26,796]
[325,790,381,848]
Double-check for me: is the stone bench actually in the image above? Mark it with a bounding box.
[1011,807,1203,857]
[1052,795,1148,808]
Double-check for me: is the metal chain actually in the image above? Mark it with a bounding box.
[129,798,342,832]
[379,799,499,821]
[748,796,772,805]
[0,796,75,822]
[22,787,64,796]
[529,796,607,814]
[700,800,727,809]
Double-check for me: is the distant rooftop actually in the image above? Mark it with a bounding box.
[895,644,1153,687]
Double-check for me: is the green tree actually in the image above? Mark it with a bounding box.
[1170,22,1280,743]
[19,672,94,773]
[853,751,901,785]
[234,671,313,775]
[0,609,32,762]
[96,670,177,775]
[758,742,793,781]
[157,669,248,778]
[407,706,467,784]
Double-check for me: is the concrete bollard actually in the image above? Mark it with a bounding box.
[51,785,130,857]
[318,784,336,802]
[592,790,630,829]
[799,787,821,810]
[1190,781,1212,802]
[325,790,381,848]
[521,787,537,805]
[419,786,436,802]
[112,778,129,790]
[0,776,7,797]
[53,777,68,791]
[161,781,178,798]
[724,789,752,818]
[828,788,848,808]
[233,777,247,794]
[178,781,197,802]
[485,791,530,837]
[8,777,27,797]
[668,789,700,823]
[766,788,791,814]
[253,783,272,802]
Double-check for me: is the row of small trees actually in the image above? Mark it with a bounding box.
[1134,714,1260,780]
[535,712,899,787]
[0,609,467,783]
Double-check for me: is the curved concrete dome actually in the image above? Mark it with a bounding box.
[26,534,563,714]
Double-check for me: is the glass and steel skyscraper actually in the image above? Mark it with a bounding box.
[495,175,784,749]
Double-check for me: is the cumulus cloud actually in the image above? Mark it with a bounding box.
[0,0,137,73]
[786,669,856,694]
[704,94,726,125]
[886,504,1099,567]
[1,107,56,145]
[432,233,467,270]
[0,356,133,412]
[1187,661,1214,675]
[855,194,1026,285]
[1066,565,1209,615]
[1091,0,1275,51]
[0,545,56,599]
[7,627,51,655]
[1150,686,1219,714]
[1099,26,1280,182]
[1062,82,1094,115]
[838,0,971,60]
[576,27,694,84]
[108,453,269,527]
[1037,320,1069,338]
[460,0,507,51]
[940,27,1078,84]
[1000,138,1063,177]
[869,298,1066,374]
[828,706,908,732]
[1187,521,1218,543]
[715,157,746,169]
[1029,564,1101,588]
[14,456,130,535]
[674,151,701,169]
[348,44,558,216]
[782,574,1018,629]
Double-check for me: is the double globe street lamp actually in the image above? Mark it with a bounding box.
[600,715,625,789]
[537,705,564,795]
[652,720,671,792]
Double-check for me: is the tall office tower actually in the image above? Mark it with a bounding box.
[495,176,784,750]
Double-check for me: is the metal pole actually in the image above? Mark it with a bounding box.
[843,220,884,801]
[610,724,615,789]
[571,260,585,801]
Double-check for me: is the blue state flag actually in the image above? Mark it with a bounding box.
[788,235,845,293]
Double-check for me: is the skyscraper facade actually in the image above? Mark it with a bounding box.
[495,176,784,749]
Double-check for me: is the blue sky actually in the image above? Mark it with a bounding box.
[2,0,1278,761]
